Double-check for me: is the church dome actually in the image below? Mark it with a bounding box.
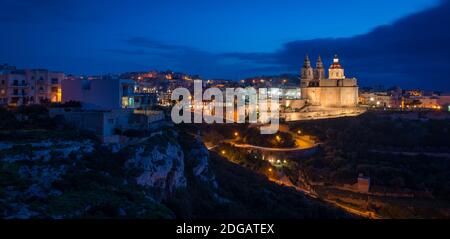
[329,54,343,69]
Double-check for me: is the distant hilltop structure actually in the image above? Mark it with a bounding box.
[300,54,359,108]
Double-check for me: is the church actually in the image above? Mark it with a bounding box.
[300,55,359,108]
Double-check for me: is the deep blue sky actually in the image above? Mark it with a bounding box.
[1,0,449,90]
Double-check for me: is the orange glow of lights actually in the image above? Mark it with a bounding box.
[275,135,281,142]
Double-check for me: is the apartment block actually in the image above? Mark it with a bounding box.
[0,65,63,106]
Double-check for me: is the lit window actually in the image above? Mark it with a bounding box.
[128,98,134,107]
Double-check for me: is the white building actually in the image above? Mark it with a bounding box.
[59,76,163,143]
[62,77,134,110]
[50,108,165,143]
[62,76,156,110]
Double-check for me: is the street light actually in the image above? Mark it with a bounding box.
[234,132,239,137]
[221,150,226,155]
[297,130,302,134]
[275,135,281,142]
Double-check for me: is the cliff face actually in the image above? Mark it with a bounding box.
[124,128,218,199]
[126,142,187,196]
[185,136,218,188]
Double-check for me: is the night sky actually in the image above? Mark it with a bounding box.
[1,0,449,91]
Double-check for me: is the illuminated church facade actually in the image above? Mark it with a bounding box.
[300,55,358,108]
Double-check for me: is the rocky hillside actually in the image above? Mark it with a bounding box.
[0,133,173,218]
[1,106,348,219]
[0,125,217,218]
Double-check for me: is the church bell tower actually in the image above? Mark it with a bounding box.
[314,55,325,82]
[300,55,314,87]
